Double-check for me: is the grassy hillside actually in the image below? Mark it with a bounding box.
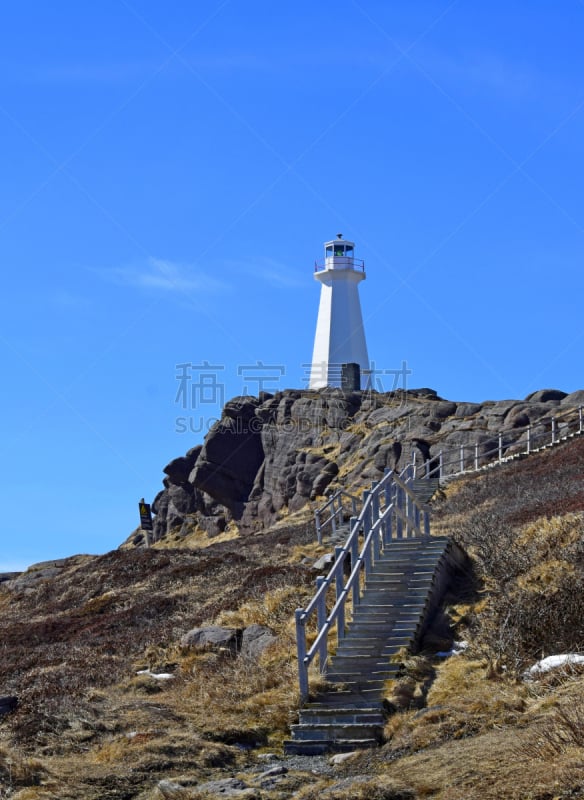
[1,439,584,799]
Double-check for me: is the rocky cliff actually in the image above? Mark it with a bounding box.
[134,387,584,546]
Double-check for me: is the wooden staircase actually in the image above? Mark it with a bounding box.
[285,535,451,754]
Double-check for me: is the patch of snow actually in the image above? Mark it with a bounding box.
[136,669,175,680]
[526,654,584,676]
[436,640,468,658]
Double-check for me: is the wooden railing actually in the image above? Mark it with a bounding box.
[295,466,428,702]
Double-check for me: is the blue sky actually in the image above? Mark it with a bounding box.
[2,1,584,570]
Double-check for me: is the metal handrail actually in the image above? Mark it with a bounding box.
[296,402,584,700]
[314,258,365,272]
[315,489,359,544]
[418,403,584,480]
[314,405,583,545]
[295,466,428,702]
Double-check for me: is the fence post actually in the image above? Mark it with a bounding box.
[474,443,479,470]
[460,445,464,473]
[527,426,531,454]
[315,510,322,545]
[351,496,358,516]
[580,406,583,434]
[316,576,327,672]
[498,433,503,463]
[552,417,557,445]
[295,609,308,703]
[439,450,443,480]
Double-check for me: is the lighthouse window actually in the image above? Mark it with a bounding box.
[334,247,344,257]
[326,245,333,257]
[345,246,354,256]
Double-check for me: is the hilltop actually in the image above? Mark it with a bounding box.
[1,388,584,799]
[131,386,584,545]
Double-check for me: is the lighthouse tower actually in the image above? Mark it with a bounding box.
[309,234,370,389]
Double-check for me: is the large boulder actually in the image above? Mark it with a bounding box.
[0,696,17,716]
[240,625,277,659]
[163,446,202,485]
[525,389,567,403]
[180,626,242,654]
[189,399,264,512]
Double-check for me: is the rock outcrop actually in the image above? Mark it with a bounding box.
[134,387,584,545]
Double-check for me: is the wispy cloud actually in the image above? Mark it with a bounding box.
[94,257,229,293]
[229,257,305,288]
[48,290,92,309]
[412,45,545,100]
[19,60,165,86]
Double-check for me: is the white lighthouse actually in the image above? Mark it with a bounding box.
[309,234,370,389]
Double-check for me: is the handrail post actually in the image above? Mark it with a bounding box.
[552,417,557,445]
[373,519,381,562]
[334,546,345,642]
[384,468,392,505]
[315,509,322,545]
[371,487,380,560]
[363,490,372,536]
[424,508,430,538]
[460,445,464,473]
[439,450,443,480]
[364,539,372,577]
[498,433,503,463]
[371,485,380,522]
[331,493,337,537]
[527,425,531,454]
[384,477,393,546]
[350,517,360,611]
[315,576,328,672]
[295,609,308,703]
[474,443,479,470]
[396,485,404,539]
[580,406,583,434]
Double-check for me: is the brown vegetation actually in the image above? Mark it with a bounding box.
[2,438,584,798]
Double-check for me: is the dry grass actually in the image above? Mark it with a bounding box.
[4,437,584,799]
[0,747,46,798]
[292,775,416,800]
[383,657,527,752]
